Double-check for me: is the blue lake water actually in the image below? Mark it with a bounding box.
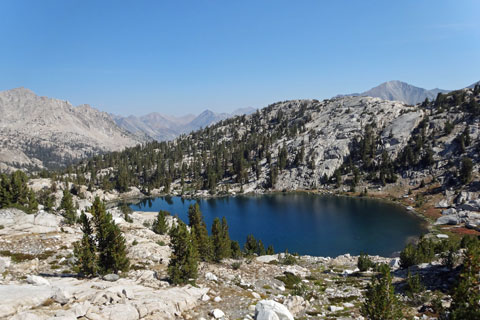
[129,193,427,257]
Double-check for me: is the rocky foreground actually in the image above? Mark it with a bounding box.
[0,204,459,320]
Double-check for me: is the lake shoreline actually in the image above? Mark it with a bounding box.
[128,191,428,257]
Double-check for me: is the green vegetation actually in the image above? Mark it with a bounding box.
[450,243,480,319]
[211,217,231,262]
[152,210,169,235]
[119,202,133,223]
[405,270,424,298]
[459,157,473,184]
[275,271,301,289]
[357,252,374,272]
[73,197,130,276]
[361,267,403,320]
[60,189,76,224]
[0,171,38,213]
[188,203,212,261]
[399,236,462,269]
[168,220,198,285]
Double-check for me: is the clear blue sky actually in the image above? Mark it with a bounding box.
[0,1,479,116]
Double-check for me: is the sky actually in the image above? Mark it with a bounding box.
[0,1,479,116]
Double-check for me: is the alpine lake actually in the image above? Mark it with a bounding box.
[129,193,427,257]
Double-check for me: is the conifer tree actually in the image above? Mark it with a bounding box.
[73,212,97,276]
[450,244,480,319]
[168,221,198,285]
[460,157,473,185]
[244,234,258,255]
[361,267,402,320]
[60,189,76,224]
[91,197,129,274]
[257,239,266,256]
[220,217,232,258]
[230,240,242,259]
[27,189,38,213]
[152,210,169,235]
[266,245,275,255]
[188,203,212,261]
[211,217,232,262]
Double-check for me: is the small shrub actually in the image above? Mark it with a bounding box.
[357,252,374,272]
[156,240,166,246]
[291,282,308,297]
[405,270,424,298]
[275,271,301,289]
[281,251,297,265]
[231,261,242,270]
[132,239,138,246]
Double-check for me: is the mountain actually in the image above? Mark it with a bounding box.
[112,107,257,141]
[340,80,450,105]
[73,83,480,200]
[0,87,144,171]
[467,80,480,89]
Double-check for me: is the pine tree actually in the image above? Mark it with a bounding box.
[188,204,212,261]
[459,157,473,185]
[27,189,38,213]
[244,234,258,255]
[257,239,266,256]
[361,267,402,320]
[44,194,55,212]
[73,212,97,276]
[450,244,480,319]
[91,197,129,274]
[266,245,275,255]
[211,217,232,262]
[60,189,76,224]
[152,210,169,235]
[168,221,198,285]
[221,217,231,257]
[230,240,242,259]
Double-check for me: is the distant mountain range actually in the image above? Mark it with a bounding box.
[111,107,256,141]
[0,88,143,171]
[338,80,479,105]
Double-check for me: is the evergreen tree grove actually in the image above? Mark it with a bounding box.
[168,221,198,285]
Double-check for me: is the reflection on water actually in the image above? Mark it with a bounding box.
[130,194,427,257]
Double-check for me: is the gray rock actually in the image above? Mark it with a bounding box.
[255,300,294,320]
[0,256,11,273]
[9,313,43,320]
[255,255,279,264]
[442,208,457,215]
[283,295,305,315]
[205,272,218,281]
[103,274,120,282]
[102,303,139,320]
[52,287,71,305]
[435,215,460,225]
[211,309,225,319]
[389,258,401,269]
[435,199,449,208]
[26,275,50,286]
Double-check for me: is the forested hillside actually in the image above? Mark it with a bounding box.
[62,85,480,198]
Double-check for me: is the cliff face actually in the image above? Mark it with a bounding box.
[0,88,144,171]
